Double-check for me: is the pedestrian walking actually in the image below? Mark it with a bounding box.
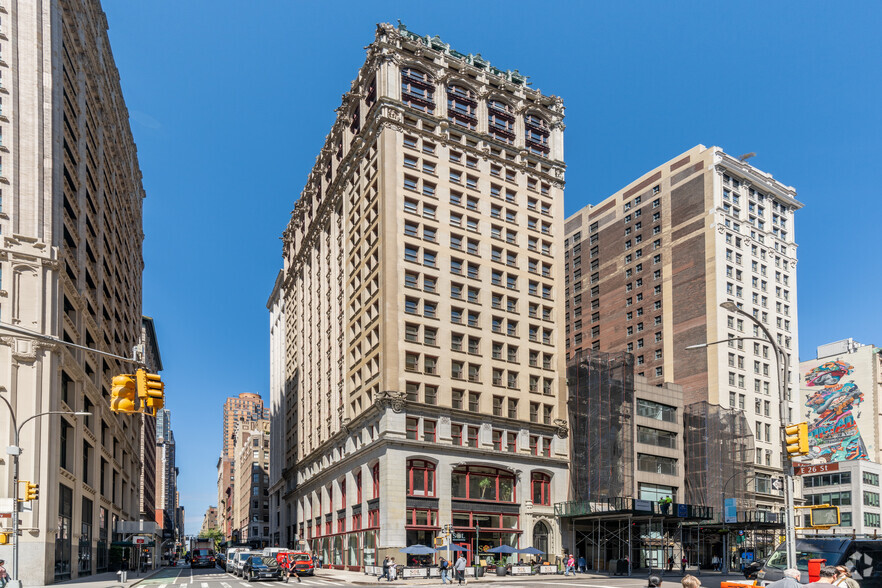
[440,557,450,584]
[565,554,576,576]
[378,556,390,582]
[0,559,8,588]
[578,555,586,573]
[667,556,674,572]
[681,555,687,573]
[766,568,801,588]
[454,554,467,585]
[389,558,397,581]
[835,566,859,588]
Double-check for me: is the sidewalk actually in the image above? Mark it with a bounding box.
[321,568,618,586]
[30,566,172,588]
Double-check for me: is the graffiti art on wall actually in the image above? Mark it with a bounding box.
[804,360,868,462]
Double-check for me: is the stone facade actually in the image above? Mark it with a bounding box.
[273,22,569,569]
[233,419,270,546]
[0,0,149,583]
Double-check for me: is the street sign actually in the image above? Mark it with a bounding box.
[795,463,839,476]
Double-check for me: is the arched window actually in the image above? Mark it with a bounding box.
[524,112,550,155]
[451,465,516,502]
[401,67,435,113]
[488,99,515,144]
[407,459,436,497]
[447,84,477,129]
[532,520,549,556]
[531,472,551,506]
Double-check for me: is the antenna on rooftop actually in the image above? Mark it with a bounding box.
[738,152,756,162]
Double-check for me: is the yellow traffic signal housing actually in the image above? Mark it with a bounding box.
[136,368,164,416]
[24,481,39,502]
[809,505,840,528]
[784,422,810,457]
[110,374,138,413]
[0,532,8,544]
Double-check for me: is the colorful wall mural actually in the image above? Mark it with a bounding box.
[803,360,868,462]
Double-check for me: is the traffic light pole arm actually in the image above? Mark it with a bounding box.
[0,322,145,367]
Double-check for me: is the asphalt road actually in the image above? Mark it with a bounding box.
[134,566,350,587]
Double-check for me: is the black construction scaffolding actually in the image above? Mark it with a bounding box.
[566,349,634,502]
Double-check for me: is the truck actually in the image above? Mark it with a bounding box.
[189,537,216,569]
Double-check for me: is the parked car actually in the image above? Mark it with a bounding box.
[216,553,226,568]
[190,548,215,569]
[226,548,245,573]
[243,555,282,582]
[233,551,259,577]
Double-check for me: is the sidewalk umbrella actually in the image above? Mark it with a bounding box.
[400,544,437,555]
[487,546,518,554]
[518,547,544,555]
[436,545,469,552]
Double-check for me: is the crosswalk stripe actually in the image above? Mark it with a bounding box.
[157,584,167,588]
[202,583,209,588]
[240,583,253,587]
[180,583,187,588]
[222,583,232,588]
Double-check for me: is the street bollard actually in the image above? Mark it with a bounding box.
[118,570,128,583]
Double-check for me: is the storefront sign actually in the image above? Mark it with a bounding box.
[634,499,652,512]
[402,568,428,578]
[677,504,688,517]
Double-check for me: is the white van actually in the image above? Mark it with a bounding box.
[225,548,245,573]
[232,550,258,577]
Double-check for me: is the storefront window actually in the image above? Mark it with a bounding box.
[348,534,359,567]
[79,497,93,576]
[96,507,108,572]
[333,536,343,566]
[56,484,73,581]
[363,531,377,567]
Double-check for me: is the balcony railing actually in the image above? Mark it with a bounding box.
[555,497,714,521]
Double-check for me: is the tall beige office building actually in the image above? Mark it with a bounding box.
[564,144,802,514]
[218,392,269,540]
[233,419,270,546]
[0,0,149,583]
[271,23,569,568]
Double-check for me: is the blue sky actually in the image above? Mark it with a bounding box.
[101,1,882,532]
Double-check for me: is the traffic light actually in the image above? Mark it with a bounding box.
[23,481,39,501]
[784,422,810,457]
[808,505,840,528]
[0,532,7,545]
[136,368,164,416]
[110,374,138,413]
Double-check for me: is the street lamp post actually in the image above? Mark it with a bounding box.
[685,301,796,570]
[0,389,89,588]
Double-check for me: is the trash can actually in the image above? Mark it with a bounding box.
[118,570,128,583]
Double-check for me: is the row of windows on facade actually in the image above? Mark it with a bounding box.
[404,225,554,280]
[803,490,882,509]
[404,350,557,387]
[403,197,555,252]
[405,417,555,457]
[725,314,794,351]
[803,471,880,488]
[400,380,556,412]
[403,143,554,199]
[400,68,551,155]
[403,299,555,340]
[300,462,553,538]
[405,325,556,369]
[402,116,556,181]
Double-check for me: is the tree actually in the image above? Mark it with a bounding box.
[201,528,224,552]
